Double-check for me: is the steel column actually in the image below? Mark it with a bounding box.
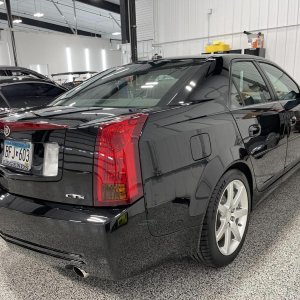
[120,0,130,44]
[128,0,138,62]
[5,0,18,66]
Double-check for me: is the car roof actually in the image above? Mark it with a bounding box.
[0,65,45,72]
[0,65,49,79]
[139,54,271,64]
[0,76,65,86]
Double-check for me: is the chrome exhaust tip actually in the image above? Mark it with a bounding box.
[73,266,89,278]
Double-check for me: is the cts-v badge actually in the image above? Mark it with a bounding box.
[66,194,85,200]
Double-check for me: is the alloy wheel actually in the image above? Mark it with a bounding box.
[215,180,249,256]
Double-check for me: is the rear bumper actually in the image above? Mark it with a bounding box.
[0,190,163,280]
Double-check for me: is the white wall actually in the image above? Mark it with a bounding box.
[0,40,11,66]
[0,31,12,65]
[135,0,300,83]
[0,30,122,75]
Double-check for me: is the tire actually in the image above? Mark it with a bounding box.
[195,169,251,267]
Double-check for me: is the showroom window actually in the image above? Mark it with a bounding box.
[231,61,272,106]
[1,83,64,108]
[260,63,300,100]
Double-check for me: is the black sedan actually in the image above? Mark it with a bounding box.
[0,76,67,116]
[0,54,299,280]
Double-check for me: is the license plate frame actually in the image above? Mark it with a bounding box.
[2,140,33,171]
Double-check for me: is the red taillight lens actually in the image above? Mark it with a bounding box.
[0,121,68,132]
[94,113,148,206]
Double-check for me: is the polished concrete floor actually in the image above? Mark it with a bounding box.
[0,171,299,300]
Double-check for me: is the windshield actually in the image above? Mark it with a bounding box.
[51,61,204,108]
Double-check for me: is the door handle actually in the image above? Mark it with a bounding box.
[249,124,261,137]
[290,116,297,126]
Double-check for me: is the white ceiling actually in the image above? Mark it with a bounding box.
[0,0,121,38]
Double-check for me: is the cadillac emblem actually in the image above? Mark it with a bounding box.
[3,125,10,137]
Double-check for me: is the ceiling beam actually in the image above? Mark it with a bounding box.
[50,0,76,34]
[0,12,102,38]
[76,0,120,14]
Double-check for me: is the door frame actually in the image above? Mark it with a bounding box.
[227,58,288,191]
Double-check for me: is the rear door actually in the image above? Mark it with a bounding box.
[230,60,287,191]
[258,62,300,168]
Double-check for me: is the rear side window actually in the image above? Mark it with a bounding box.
[0,94,9,109]
[2,83,65,108]
[260,63,299,100]
[231,83,243,108]
[11,71,30,76]
[231,61,272,106]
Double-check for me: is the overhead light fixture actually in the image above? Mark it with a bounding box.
[112,32,121,36]
[34,12,44,18]
[141,85,154,89]
[13,18,22,24]
[0,1,4,6]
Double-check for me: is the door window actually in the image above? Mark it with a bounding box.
[231,61,272,107]
[0,94,9,111]
[260,63,300,100]
[231,83,243,108]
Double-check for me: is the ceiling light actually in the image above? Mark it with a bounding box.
[112,32,121,36]
[0,1,4,5]
[13,18,22,24]
[141,85,154,89]
[34,12,44,18]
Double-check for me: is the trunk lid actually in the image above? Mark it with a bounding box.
[0,106,143,206]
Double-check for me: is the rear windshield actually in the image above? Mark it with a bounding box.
[51,61,204,108]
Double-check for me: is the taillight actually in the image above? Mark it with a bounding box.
[94,113,148,206]
[0,121,68,132]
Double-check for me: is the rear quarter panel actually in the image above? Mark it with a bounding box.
[139,101,251,237]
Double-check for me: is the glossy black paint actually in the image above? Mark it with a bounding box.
[0,54,299,280]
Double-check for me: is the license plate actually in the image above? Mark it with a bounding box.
[2,140,33,171]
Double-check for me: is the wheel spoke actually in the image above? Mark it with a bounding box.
[216,219,227,242]
[226,182,234,206]
[231,223,241,242]
[234,208,248,219]
[218,204,227,217]
[231,185,245,209]
[223,227,232,255]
